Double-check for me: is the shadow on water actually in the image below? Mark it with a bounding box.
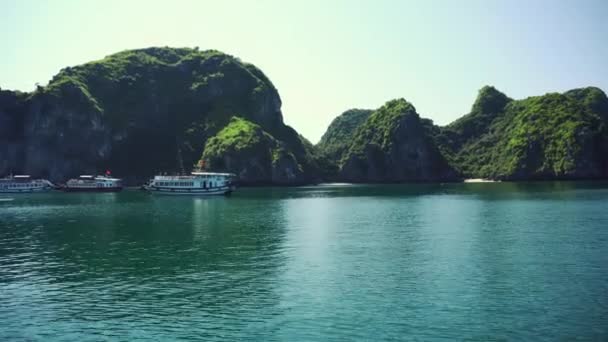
[28,192,289,277]
[232,181,608,201]
[0,191,292,337]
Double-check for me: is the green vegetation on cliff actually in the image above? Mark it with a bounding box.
[0,47,318,183]
[317,109,372,160]
[203,117,274,156]
[201,117,307,184]
[346,99,417,158]
[314,109,372,179]
[339,99,457,182]
[434,86,608,179]
[3,46,608,183]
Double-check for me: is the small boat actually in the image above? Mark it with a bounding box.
[62,175,123,192]
[0,175,55,193]
[144,172,235,196]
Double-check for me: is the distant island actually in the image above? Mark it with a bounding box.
[1,47,607,184]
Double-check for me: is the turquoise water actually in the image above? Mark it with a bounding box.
[1,182,607,341]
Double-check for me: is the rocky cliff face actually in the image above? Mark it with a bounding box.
[5,49,608,184]
[0,90,27,175]
[339,99,458,182]
[0,47,318,184]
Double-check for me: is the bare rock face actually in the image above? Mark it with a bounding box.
[0,90,27,175]
[21,86,112,180]
[340,99,458,182]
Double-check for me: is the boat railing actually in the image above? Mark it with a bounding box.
[154,175,197,180]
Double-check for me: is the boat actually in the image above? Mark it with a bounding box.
[144,172,236,195]
[0,175,55,193]
[62,175,123,192]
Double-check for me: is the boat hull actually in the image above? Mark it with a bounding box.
[0,187,52,194]
[62,187,123,193]
[145,185,233,196]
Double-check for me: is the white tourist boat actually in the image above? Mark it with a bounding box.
[0,175,55,193]
[144,172,236,195]
[63,175,123,192]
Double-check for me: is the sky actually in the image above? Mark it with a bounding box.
[1,0,607,143]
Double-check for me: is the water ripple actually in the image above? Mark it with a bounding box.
[1,185,608,340]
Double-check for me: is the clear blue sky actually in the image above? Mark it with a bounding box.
[1,0,607,142]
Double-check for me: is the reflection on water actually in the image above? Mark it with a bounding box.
[1,183,608,340]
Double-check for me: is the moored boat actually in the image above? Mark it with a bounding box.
[144,172,235,195]
[63,175,123,192]
[0,175,55,193]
